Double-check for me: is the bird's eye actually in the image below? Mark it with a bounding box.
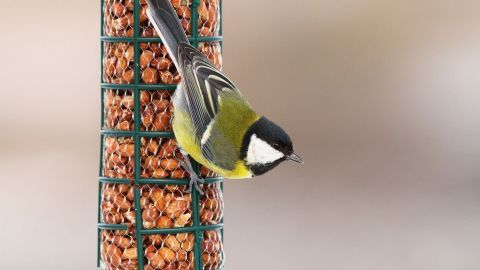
[273,143,280,149]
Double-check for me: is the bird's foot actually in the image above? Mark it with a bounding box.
[186,175,205,195]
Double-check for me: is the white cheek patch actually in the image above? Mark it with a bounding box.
[246,134,284,165]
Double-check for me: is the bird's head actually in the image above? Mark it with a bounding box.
[241,116,303,176]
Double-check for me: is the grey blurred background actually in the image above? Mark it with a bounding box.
[1,0,480,269]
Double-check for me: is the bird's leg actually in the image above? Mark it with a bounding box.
[180,150,205,195]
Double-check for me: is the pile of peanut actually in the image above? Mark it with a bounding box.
[140,185,193,229]
[144,233,195,270]
[103,136,217,180]
[100,183,224,269]
[141,137,186,178]
[139,137,217,179]
[139,0,161,38]
[140,43,181,85]
[100,230,197,270]
[198,42,222,70]
[102,1,224,268]
[104,0,220,38]
[103,0,134,37]
[105,90,134,131]
[139,0,189,37]
[139,42,222,85]
[202,230,224,270]
[103,90,174,132]
[140,90,173,131]
[103,41,222,85]
[104,43,135,84]
[101,230,223,270]
[100,183,223,226]
[199,183,223,225]
[103,0,222,86]
[101,229,139,269]
[197,0,221,37]
[101,183,136,225]
[104,137,135,179]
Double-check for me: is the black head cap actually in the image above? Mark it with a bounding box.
[241,116,302,176]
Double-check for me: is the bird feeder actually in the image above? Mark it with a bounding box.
[98,0,225,269]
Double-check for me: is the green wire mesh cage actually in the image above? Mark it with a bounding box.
[98,0,225,269]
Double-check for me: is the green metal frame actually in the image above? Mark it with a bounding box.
[98,0,224,269]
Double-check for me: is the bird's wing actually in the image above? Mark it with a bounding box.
[177,43,258,170]
[178,42,242,140]
[200,90,260,170]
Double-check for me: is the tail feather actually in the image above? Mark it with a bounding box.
[146,0,189,68]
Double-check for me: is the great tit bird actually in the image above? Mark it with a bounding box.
[147,0,303,193]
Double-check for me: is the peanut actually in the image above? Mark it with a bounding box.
[142,206,160,222]
[159,247,176,263]
[171,168,188,179]
[142,67,159,84]
[199,183,223,225]
[148,234,163,246]
[122,247,137,260]
[147,253,166,269]
[165,200,188,219]
[164,235,181,251]
[104,90,134,131]
[153,168,169,178]
[140,50,154,69]
[174,213,191,227]
[160,158,180,171]
[156,216,174,229]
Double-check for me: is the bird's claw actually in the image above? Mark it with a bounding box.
[186,176,205,195]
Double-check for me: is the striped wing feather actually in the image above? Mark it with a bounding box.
[178,42,240,139]
[178,42,249,169]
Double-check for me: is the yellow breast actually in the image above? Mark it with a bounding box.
[173,110,252,179]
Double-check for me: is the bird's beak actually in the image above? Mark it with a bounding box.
[287,153,304,164]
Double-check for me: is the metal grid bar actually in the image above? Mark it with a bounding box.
[101,83,177,90]
[100,130,175,137]
[132,0,145,267]
[98,176,221,186]
[101,36,223,42]
[98,0,225,269]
